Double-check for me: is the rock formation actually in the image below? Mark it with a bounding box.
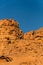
[0,19,43,65]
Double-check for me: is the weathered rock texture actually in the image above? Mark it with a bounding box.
[0,19,43,65]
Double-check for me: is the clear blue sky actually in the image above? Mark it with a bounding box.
[0,0,43,32]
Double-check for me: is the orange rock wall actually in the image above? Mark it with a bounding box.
[0,19,43,65]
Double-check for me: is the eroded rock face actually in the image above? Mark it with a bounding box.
[0,19,24,61]
[0,19,24,44]
[24,28,43,40]
[0,19,43,65]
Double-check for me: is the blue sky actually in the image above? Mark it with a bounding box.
[0,0,43,32]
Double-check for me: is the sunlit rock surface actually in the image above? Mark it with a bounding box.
[0,19,43,65]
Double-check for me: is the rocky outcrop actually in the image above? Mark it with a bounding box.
[0,19,43,65]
